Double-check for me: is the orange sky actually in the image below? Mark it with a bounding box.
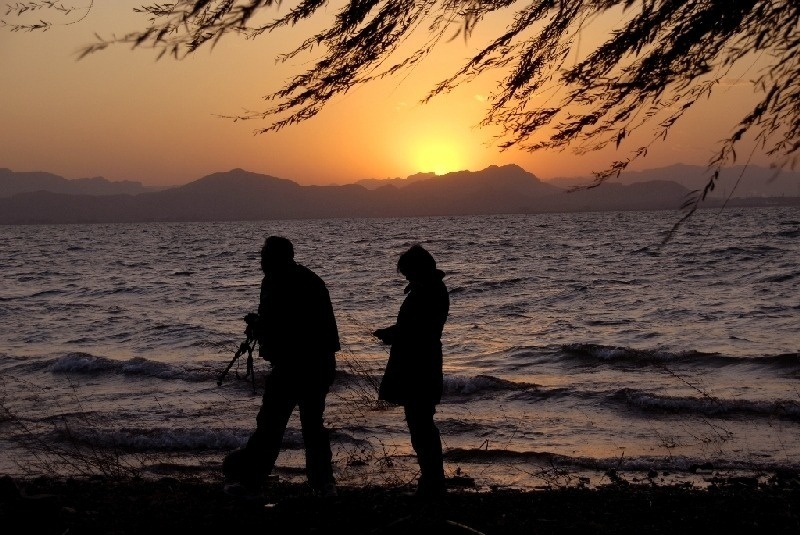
[0,1,776,187]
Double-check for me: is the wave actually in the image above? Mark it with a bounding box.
[448,276,528,295]
[443,374,537,396]
[339,364,798,413]
[709,244,784,258]
[431,367,800,421]
[13,350,799,415]
[13,355,550,399]
[584,319,634,327]
[776,229,800,239]
[611,388,800,421]
[47,352,212,382]
[54,425,252,452]
[758,270,800,283]
[30,289,66,298]
[560,343,800,370]
[331,370,542,400]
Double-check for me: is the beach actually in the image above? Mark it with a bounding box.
[1,211,798,534]
[2,472,799,534]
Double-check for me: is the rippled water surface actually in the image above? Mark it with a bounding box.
[1,208,798,489]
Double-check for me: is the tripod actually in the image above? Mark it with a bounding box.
[217,336,258,393]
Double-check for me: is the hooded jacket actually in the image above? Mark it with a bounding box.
[378,268,449,405]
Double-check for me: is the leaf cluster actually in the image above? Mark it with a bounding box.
[1,0,92,31]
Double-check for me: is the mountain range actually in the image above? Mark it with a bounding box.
[0,164,797,224]
[0,168,158,197]
[546,163,800,197]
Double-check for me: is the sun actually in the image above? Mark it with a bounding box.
[411,138,465,175]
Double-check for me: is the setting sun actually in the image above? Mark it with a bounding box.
[411,138,465,175]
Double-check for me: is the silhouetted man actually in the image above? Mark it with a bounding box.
[223,236,340,498]
[374,244,449,499]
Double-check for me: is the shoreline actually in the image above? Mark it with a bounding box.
[2,472,798,534]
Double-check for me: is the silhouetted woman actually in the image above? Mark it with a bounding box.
[373,244,449,498]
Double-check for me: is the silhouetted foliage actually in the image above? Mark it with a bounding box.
[2,0,92,30]
[5,1,799,228]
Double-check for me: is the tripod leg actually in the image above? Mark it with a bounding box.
[217,348,244,386]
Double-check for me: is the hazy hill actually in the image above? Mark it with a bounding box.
[0,164,796,224]
[355,172,435,189]
[548,164,800,197]
[364,165,565,216]
[0,168,153,197]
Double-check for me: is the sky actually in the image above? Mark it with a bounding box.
[0,1,777,187]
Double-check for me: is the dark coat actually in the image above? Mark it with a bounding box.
[378,269,449,405]
[256,262,340,389]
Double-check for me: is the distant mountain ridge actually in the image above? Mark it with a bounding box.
[355,172,435,189]
[0,164,796,224]
[548,163,800,198]
[0,168,157,197]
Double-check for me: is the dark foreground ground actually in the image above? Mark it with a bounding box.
[2,473,799,534]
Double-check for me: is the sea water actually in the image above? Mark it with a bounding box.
[1,208,798,490]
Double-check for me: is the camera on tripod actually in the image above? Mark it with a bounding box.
[243,312,261,341]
